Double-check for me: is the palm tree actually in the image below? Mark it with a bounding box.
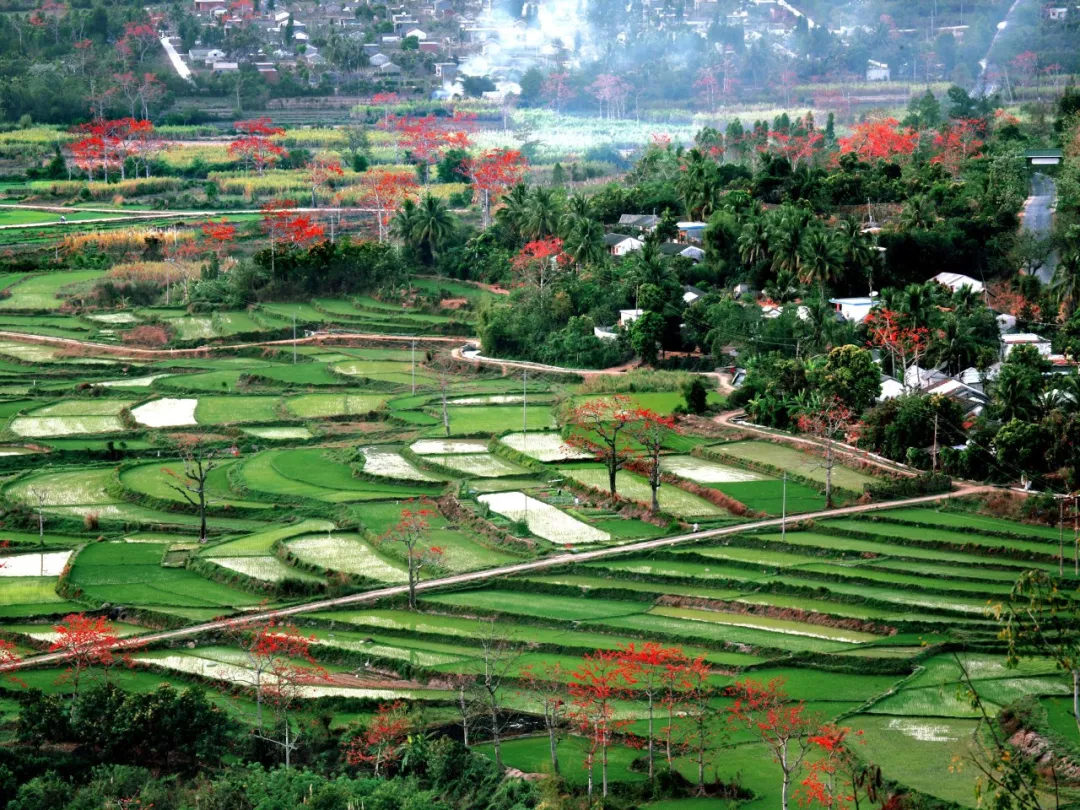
[797,229,843,297]
[391,198,420,243]
[564,192,592,221]
[494,183,529,241]
[562,217,606,269]
[763,267,801,303]
[738,219,770,269]
[899,195,938,231]
[767,206,812,275]
[627,241,673,291]
[521,186,563,240]
[1050,251,1080,318]
[410,195,456,262]
[932,314,978,375]
[836,217,874,278]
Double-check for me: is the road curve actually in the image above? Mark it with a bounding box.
[1,484,989,673]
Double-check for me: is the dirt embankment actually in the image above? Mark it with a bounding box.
[657,594,896,637]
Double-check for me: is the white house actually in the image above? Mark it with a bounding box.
[878,375,905,402]
[603,234,644,256]
[619,309,644,325]
[594,326,618,341]
[866,60,891,81]
[932,272,984,295]
[1002,333,1051,358]
[904,364,950,390]
[370,53,391,66]
[829,296,876,324]
[405,28,428,39]
[682,285,706,304]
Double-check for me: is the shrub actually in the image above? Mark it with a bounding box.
[121,325,171,347]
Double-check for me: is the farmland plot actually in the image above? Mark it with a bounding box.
[360,446,440,481]
[557,466,727,518]
[499,431,589,462]
[131,398,198,428]
[436,453,531,478]
[0,551,71,577]
[478,491,610,545]
[711,441,878,490]
[410,439,489,455]
[286,393,388,418]
[286,533,408,582]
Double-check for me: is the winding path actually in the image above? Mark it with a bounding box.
[0,483,990,674]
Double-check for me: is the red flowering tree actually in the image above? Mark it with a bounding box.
[376,504,444,610]
[371,92,399,126]
[229,117,286,175]
[201,218,237,261]
[864,308,930,385]
[390,113,472,184]
[511,237,568,301]
[0,638,25,688]
[588,74,632,119]
[542,72,573,115]
[260,199,324,277]
[462,148,528,228]
[931,119,984,176]
[569,650,632,799]
[798,725,889,809]
[661,652,690,765]
[344,701,411,777]
[769,130,824,169]
[616,642,685,778]
[566,394,638,496]
[116,20,159,64]
[48,613,120,714]
[727,678,818,810]
[306,155,344,207]
[694,68,721,110]
[837,118,918,163]
[359,170,418,242]
[627,409,678,513]
[795,396,860,508]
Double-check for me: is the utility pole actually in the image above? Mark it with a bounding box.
[931,413,939,473]
[781,471,787,542]
[1060,498,1065,576]
[292,314,297,364]
[522,370,528,454]
[411,339,416,395]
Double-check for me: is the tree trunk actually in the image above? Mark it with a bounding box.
[650,469,660,514]
[647,696,654,778]
[407,565,417,610]
[1073,668,1079,738]
[608,460,617,495]
[491,702,502,768]
[548,722,559,774]
[824,438,834,508]
[602,738,609,797]
[199,491,208,544]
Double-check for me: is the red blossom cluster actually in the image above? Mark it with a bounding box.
[837,118,918,162]
[70,118,160,182]
[229,117,287,175]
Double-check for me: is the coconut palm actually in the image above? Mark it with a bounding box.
[797,229,843,297]
[899,195,938,231]
[521,186,563,240]
[391,198,420,243]
[836,217,875,276]
[932,313,978,375]
[738,218,770,269]
[494,183,529,241]
[562,217,606,269]
[409,194,456,262]
[1050,251,1080,318]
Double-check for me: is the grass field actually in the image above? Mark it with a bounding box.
[710,441,879,491]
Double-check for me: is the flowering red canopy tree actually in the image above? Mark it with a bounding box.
[837,118,918,163]
[694,67,721,110]
[627,409,678,513]
[511,236,568,301]
[371,92,399,126]
[569,649,632,799]
[588,74,632,119]
[542,72,573,115]
[229,117,286,175]
[390,113,473,184]
[344,701,412,777]
[377,503,444,610]
[359,170,418,243]
[29,0,67,44]
[931,119,985,176]
[305,155,344,207]
[616,642,685,778]
[260,199,324,278]
[70,118,152,181]
[201,218,237,260]
[566,394,638,496]
[728,678,818,810]
[0,638,25,688]
[462,148,528,228]
[798,725,887,810]
[768,130,824,170]
[116,20,159,64]
[48,613,120,713]
[864,308,930,385]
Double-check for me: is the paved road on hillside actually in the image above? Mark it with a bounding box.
[0,484,990,674]
[1024,173,1058,284]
